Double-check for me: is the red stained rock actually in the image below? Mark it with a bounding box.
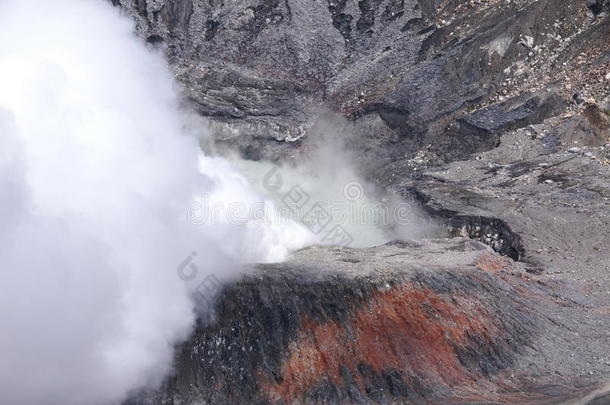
[261,283,508,403]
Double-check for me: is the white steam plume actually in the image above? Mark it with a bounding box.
[0,1,312,404]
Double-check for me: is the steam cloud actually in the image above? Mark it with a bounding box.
[0,1,312,404]
[232,113,433,248]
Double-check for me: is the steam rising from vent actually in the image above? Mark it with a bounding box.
[0,1,312,404]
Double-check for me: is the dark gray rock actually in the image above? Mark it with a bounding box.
[387,119,610,302]
[434,90,568,161]
[587,0,609,15]
[125,240,607,405]
[111,0,607,164]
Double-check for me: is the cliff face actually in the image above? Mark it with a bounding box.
[114,0,608,164]
[112,1,610,404]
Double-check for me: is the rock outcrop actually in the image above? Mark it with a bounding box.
[384,108,610,298]
[127,239,608,404]
[113,0,609,164]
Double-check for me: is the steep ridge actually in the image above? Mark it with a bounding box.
[126,240,608,404]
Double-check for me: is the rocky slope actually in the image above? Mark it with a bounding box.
[113,0,608,163]
[112,0,610,404]
[127,240,608,404]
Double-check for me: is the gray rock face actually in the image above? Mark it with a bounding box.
[385,104,610,280]
[587,0,609,15]
[114,0,344,151]
[112,0,608,164]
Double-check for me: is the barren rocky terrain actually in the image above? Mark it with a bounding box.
[113,0,610,403]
